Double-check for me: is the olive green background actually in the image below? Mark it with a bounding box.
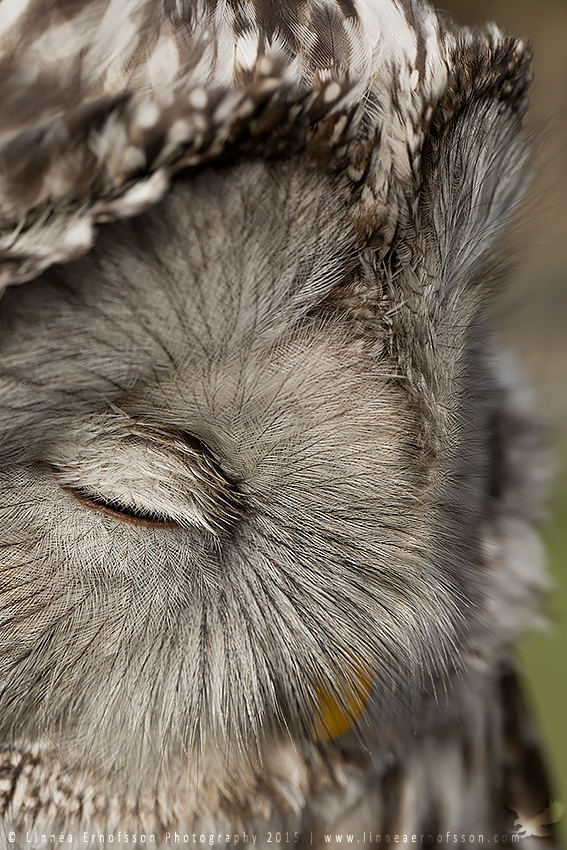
[444,0,567,841]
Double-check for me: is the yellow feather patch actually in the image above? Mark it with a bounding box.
[313,664,372,741]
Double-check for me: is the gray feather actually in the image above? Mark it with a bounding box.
[0,0,556,847]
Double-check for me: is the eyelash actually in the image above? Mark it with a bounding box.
[52,468,178,528]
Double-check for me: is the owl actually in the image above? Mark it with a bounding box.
[0,0,557,848]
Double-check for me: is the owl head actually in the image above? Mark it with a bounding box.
[0,0,542,811]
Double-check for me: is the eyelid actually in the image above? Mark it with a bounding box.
[51,466,178,528]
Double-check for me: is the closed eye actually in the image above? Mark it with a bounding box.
[52,468,178,528]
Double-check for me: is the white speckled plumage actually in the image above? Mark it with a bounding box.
[0,0,528,288]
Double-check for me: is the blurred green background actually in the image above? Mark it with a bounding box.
[444,0,567,842]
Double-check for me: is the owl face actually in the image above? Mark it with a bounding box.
[0,158,468,791]
[0,0,541,826]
